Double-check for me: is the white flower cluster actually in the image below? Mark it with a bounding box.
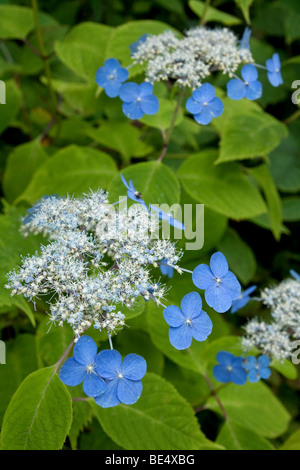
[242,276,300,361]
[131,27,253,88]
[6,191,182,338]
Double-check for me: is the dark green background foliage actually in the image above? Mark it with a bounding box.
[0,0,299,451]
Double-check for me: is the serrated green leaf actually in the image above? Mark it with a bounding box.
[217,421,275,450]
[0,366,72,450]
[177,150,267,220]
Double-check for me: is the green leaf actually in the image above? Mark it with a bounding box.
[217,228,257,285]
[0,5,34,39]
[55,22,113,82]
[213,98,288,163]
[0,334,38,427]
[234,0,254,24]
[16,145,118,205]
[217,421,275,450]
[0,366,72,450]
[140,98,184,131]
[108,161,181,206]
[92,372,217,450]
[177,150,267,220]
[69,401,94,450]
[0,80,21,135]
[189,0,242,25]
[3,139,48,203]
[280,428,300,450]
[249,164,283,240]
[270,359,298,380]
[282,197,300,221]
[86,121,154,161]
[36,319,74,367]
[206,381,290,438]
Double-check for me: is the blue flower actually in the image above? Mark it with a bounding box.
[192,251,241,313]
[240,27,251,50]
[160,259,174,278]
[227,64,262,101]
[230,285,257,313]
[119,82,159,119]
[94,350,147,408]
[290,269,300,281]
[120,173,147,208]
[213,351,247,385]
[59,336,107,397]
[266,53,283,87]
[150,205,185,230]
[243,355,271,383]
[186,83,224,125]
[163,292,213,350]
[129,34,148,56]
[95,58,129,98]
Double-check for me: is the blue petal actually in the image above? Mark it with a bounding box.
[180,291,202,319]
[213,365,231,383]
[163,305,185,327]
[243,285,257,297]
[95,67,109,88]
[186,97,202,114]
[96,349,122,379]
[248,369,260,383]
[104,58,121,73]
[240,27,251,50]
[192,264,215,290]
[120,173,130,190]
[227,79,246,100]
[116,67,129,82]
[74,336,97,366]
[140,94,159,115]
[266,53,281,73]
[139,81,153,97]
[208,97,224,118]
[230,296,250,313]
[210,252,228,278]
[257,355,270,368]
[267,71,283,87]
[216,351,235,366]
[119,82,140,103]
[130,34,148,55]
[190,311,213,341]
[290,269,300,280]
[205,282,234,313]
[117,378,143,405]
[241,64,258,82]
[160,261,174,278]
[121,354,147,380]
[193,83,216,103]
[259,367,271,379]
[83,373,107,397]
[169,324,193,350]
[122,101,144,120]
[243,356,256,371]
[94,378,120,408]
[104,79,122,98]
[222,271,241,300]
[193,106,213,125]
[231,366,247,385]
[59,357,86,386]
[245,80,262,100]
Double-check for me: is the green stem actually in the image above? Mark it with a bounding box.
[31,0,57,114]
[284,108,300,125]
[203,374,228,421]
[200,0,211,26]
[158,88,185,162]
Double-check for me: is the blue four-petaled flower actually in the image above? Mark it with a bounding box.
[94,350,147,408]
[230,285,257,314]
[119,81,159,120]
[150,205,185,230]
[95,58,129,98]
[243,355,271,383]
[266,53,283,87]
[213,351,247,385]
[163,292,213,350]
[192,251,241,313]
[227,64,262,101]
[59,336,107,397]
[120,173,147,208]
[186,83,224,125]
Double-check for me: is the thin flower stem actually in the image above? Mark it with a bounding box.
[31,0,57,114]
[157,88,185,162]
[72,397,90,402]
[108,332,114,350]
[54,339,75,373]
[284,108,300,125]
[203,374,228,421]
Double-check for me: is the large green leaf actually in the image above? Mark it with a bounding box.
[234,0,254,24]
[0,366,72,450]
[177,150,267,220]
[55,22,113,82]
[92,372,220,450]
[0,5,34,39]
[3,139,48,203]
[213,99,288,163]
[16,145,118,205]
[282,197,300,221]
[217,421,275,450]
[206,381,290,438]
[36,319,74,368]
[280,428,300,450]
[189,0,242,25]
